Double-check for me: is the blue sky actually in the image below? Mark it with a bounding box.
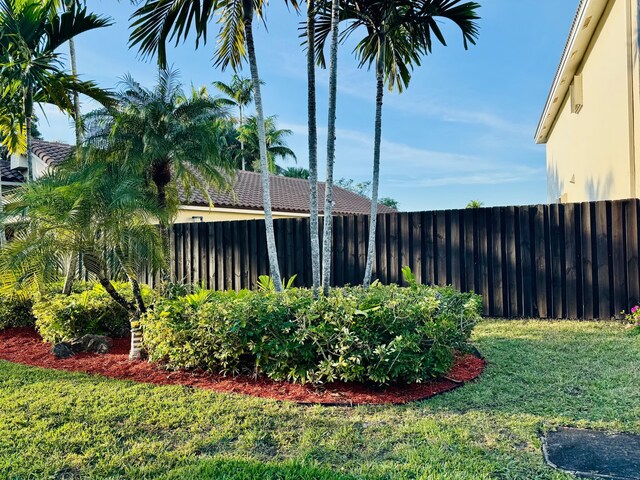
[40,0,579,211]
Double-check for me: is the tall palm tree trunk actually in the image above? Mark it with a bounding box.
[153,169,171,285]
[239,105,246,170]
[321,0,340,295]
[242,0,283,291]
[307,0,320,295]
[24,87,34,182]
[363,42,385,287]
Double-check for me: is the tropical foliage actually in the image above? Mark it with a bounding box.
[315,0,481,286]
[83,69,234,280]
[0,0,113,178]
[141,283,482,384]
[0,144,165,358]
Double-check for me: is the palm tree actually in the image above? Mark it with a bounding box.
[213,75,255,170]
[466,199,484,209]
[281,166,310,179]
[306,0,321,296]
[322,0,341,295]
[83,69,233,283]
[315,0,480,287]
[0,0,113,181]
[0,152,165,359]
[130,0,300,292]
[238,116,296,173]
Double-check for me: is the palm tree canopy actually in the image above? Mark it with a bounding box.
[238,115,296,173]
[83,69,234,215]
[0,0,114,164]
[0,0,114,105]
[313,0,480,91]
[0,151,165,294]
[213,74,254,116]
[129,0,298,71]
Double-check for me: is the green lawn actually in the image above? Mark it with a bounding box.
[1,321,638,479]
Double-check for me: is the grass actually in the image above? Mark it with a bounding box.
[0,320,638,479]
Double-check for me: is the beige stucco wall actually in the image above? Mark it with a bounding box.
[175,206,309,223]
[546,0,637,203]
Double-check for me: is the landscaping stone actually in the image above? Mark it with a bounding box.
[70,335,113,354]
[543,427,640,479]
[52,342,74,359]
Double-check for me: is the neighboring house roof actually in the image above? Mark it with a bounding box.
[7,139,396,215]
[31,139,74,167]
[179,170,397,215]
[1,160,24,183]
[535,0,609,144]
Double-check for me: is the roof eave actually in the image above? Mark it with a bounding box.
[535,0,609,144]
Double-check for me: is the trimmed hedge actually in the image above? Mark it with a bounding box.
[33,283,155,343]
[0,293,36,330]
[141,284,482,385]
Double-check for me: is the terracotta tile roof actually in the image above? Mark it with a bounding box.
[180,170,397,215]
[31,139,74,167]
[25,140,397,215]
[1,160,24,183]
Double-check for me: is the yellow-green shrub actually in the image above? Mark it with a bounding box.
[33,282,155,343]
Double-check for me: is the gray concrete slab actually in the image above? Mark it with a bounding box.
[543,428,640,479]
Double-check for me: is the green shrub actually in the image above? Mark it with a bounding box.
[33,282,155,343]
[141,284,482,385]
[0,292,36,330]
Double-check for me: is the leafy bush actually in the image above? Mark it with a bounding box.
[33,282,155,343]
[0,292,36,330]
[624,306,640,335]
[141,284,482,385]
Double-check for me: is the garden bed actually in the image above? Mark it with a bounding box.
[0,327,484,406]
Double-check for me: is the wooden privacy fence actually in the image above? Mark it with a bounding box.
[150,199,640,320]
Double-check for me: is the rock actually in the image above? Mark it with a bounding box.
[70,335,113,354]
[52,342,74,359]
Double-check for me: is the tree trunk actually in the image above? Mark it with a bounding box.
[25,87,34,182]
[96,272,135,312]
[239,105,245,171]
[127,277,146,360]
[243,0,283,291]
[129,322,144,361]
[363,43,385,288]
[153,163,172,285]
[67,2,83,152]
[321,0,340,295]
[307,0,321,296]
[62,255,78,295]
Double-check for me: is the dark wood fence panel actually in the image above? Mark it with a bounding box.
[157,199,640,320]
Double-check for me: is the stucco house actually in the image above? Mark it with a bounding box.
[536,0,640,203]
[3,139,395,221]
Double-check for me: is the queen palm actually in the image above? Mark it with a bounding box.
[0,0,113,181]
[130,0,299,292]
[84,69,233,283]
[213,75,255,170]
[315,0,480,287]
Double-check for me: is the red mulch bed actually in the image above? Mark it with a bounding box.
[0,328,484,406]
